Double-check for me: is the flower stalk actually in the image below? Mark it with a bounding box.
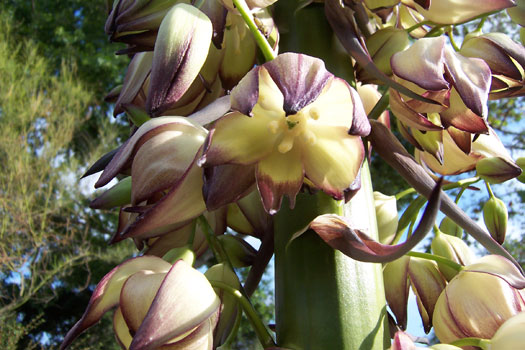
[274,161,389,349]
[231,0,276,61]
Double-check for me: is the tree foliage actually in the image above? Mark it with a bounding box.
[0,10,133,349]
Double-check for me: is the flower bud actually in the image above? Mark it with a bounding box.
[356,27,409,83]
[217,234,257,267]
[147,3,213,116]
[383,256,410,329]
[373,191,398,244]
[431,230,474,280]
[205,263,241,348]
[438,217,463,238]
[489,311,525,349]
[483,196,508,245]
[61,257,220,350]
[433,255,525,344]
[476,156,522,184]
[460,32,525,99]
[408,257,447,333]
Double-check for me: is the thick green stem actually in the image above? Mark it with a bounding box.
[274,162,389,349]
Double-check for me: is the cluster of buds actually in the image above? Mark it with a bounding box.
[63,0,525,349]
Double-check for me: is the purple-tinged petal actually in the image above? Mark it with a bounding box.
[114,51,153,116]
[389,88,444,131]
[299,77,354,129]
[203,164,256,211]
[308,178,441,263]
[461,33,525,81]
[439,88,489,134]
[118,155,206,241]
[146,4,212,116]
[187,95,231,126]
[383,256,410,329]
[200,111,280,167]
[235,189,273,237]
[96,117,204,188]
[408,258,447,333]
[391,37,449,92]
[302,126,364,200]
[264,53,333,115]
[444,47,491,118]
[129,260,220,350]
[131,122,207,204]
[230,67,260,116]
[256,146,304,214]
[200,0,228,48]
[446,126,471,155]
[349,85,371,136]
[81,147,119,179]
[59,256,171,350]
[465,255,525,289]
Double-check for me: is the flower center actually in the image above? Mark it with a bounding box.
[267,108,318,154]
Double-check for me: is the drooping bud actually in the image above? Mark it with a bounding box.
[476,156,523,184]
[438,217,463,238]
[483,196,508,245]
[383,256,410,329]
[217,234,257,267]
[407,257,447,333]
[433,255,525,344]
[431,230,474,280]
[373,191,398,244]
[205,263,241,348]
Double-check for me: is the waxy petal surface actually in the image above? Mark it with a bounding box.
[256,146,304,214]
[414,0,516,24]
[60,256,171,350]
[96,117,206,188]
[147,4,212,116]
[302,126,364,199]
[129,260,220,350]
[391,37,449,92]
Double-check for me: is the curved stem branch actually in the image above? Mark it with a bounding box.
[232,0,276,61]
[210,281,276,348]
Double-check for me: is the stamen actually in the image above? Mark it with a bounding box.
[309,107,320,120]
[268,120,280,134]
[302,130,317,145]
[278,134,294,153]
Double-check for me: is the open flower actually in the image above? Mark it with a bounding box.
[199,53,370,214]
[390,36,491,135]
[60,257,220,350]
